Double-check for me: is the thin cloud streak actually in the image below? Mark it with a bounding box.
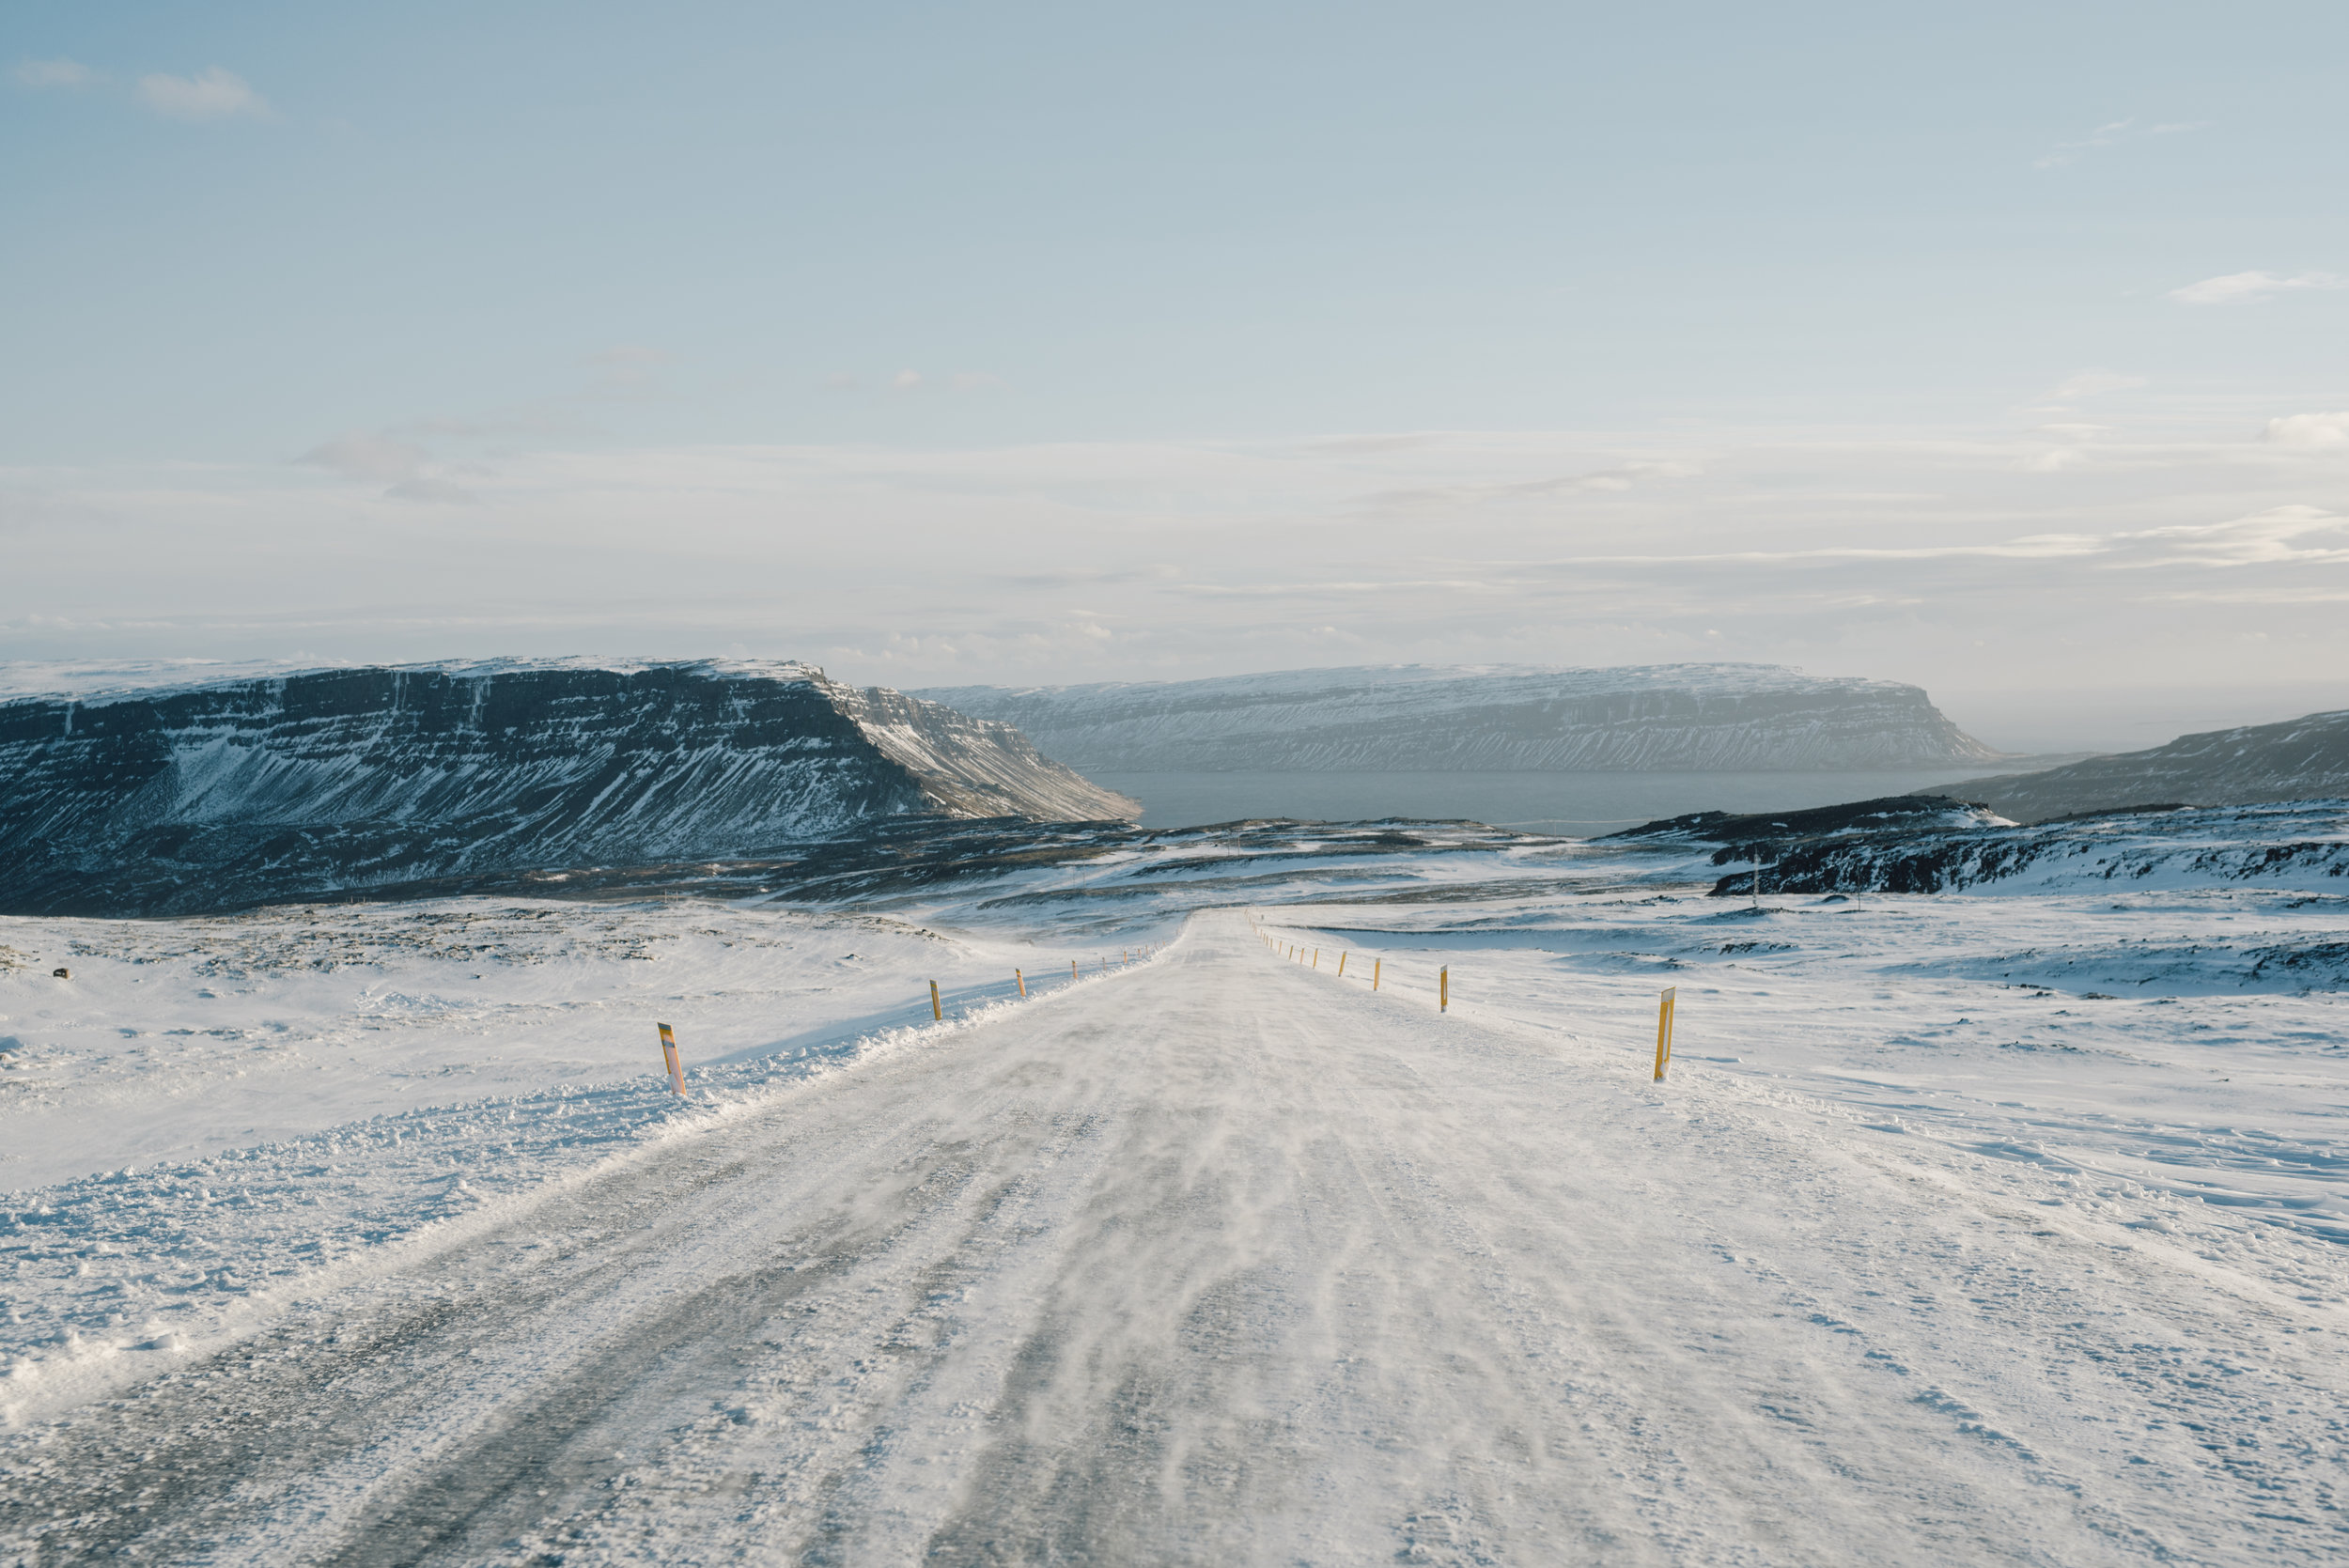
[136,67,271,122]
[2033,117,2203,169]
[15,58,98,88]
[2168,270,2344,305]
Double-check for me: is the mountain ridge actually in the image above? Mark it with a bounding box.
[0,660,1136,916]
[1952,707,2349,822]
[916,662,2003,773]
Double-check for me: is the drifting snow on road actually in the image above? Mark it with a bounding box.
[4,908,2343,1565]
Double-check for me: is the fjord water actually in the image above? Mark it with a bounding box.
[1092,767,2020,832]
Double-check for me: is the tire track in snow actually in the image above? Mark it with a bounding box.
[0,1026,1127,1564]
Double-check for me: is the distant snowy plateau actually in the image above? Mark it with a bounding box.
[2,779,2346,1562]
[916,661,2007,772]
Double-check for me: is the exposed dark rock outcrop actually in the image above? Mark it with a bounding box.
[1697,801,2349,898]
[1606,794,2002,846]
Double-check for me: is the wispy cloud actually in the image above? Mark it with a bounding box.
[2047,369,2146,400]
[816,368,1003,396]
[1354,459,1703,513]
[14,58,98,88]
[2264,411,2349,450]
[2034,117,2202,169]
[2116,505,2349,567]
[584,345,671,398]
[299,433,476,504]
[2168,270,2344,305]
[137,67,270,122]
[17,415,2349,697]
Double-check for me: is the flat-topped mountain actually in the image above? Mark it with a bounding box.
[915,663,2001,773]
[1956,707,2349,823]
[0,660,1136,916]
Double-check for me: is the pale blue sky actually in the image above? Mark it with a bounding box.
[5,2,2346,748]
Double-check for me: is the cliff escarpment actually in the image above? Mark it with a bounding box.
[0,660,1136,915]
[1956,708,2349,823]
[916,663,2002,773]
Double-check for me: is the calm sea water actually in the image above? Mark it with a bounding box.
[1089,768,2015,836]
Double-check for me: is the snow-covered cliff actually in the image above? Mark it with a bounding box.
[0,660,1136,915]
[1960,708,2349,823]
[915,663,2001,772]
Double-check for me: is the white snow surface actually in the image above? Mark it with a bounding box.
[0,818,2344,1563]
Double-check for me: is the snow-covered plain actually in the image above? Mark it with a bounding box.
[1,815,2343,1562]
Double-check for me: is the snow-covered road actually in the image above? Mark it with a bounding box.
[4,908,2341,1565]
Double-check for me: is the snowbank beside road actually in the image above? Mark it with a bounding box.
[0,898,1113,1189]
[0,898,1156,1421]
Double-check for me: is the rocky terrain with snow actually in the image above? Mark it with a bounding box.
[2,801,2343,1563]
[1956,706,2349,822]
[916,661,2003,772]
[0,660,1136,918]
[1684,796,2349,914]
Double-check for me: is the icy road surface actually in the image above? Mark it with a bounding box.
[5,909,2341,1566]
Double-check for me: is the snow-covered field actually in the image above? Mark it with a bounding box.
[1,817,2343,1562]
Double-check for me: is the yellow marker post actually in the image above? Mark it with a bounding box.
[1337,953,1346,976]
[1372,958,1381,990]
[1016,968,1026,998]
[657,1022,686,1096]
[1439,966,1449,1012]
[1072,959,1079,981]
[1654,986,1677,1080]
[929,980,942,1021]
[1312,948,1318,969]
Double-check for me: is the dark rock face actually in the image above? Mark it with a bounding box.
[1962,709,2349,822]
[1698,800,2349,898]
[0,661,1136,916]
[1607,794,2001,846]
[915,663,2001,772]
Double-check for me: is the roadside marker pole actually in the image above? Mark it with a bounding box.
[657,1023,686,1096]
[1654,986,1676,1080]
[1016,969,1026,998]
[1337,953,1346,976]
[1373,958,1381,990]
[1439,967,1449,1013]
[930,981,942,1021]
[1072,960,1079,982]
[1312,948,1318,969]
